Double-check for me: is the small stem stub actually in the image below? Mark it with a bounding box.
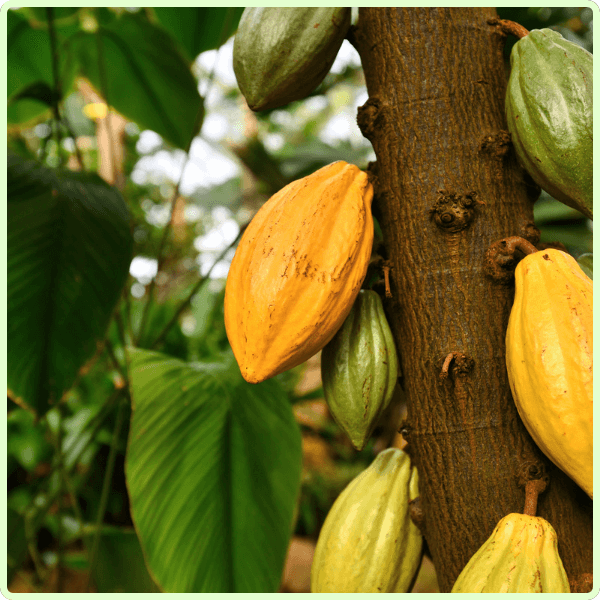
[382,261,392,298]
[523,478,548,517]
[485,236,538,281]
[488,18,529,39]
[440,352,473,380]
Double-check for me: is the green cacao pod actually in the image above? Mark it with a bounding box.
[451,513,569,592]
[321,289,399,451]
[311,448,422,593]
[233,8,351,111]
[578,253,593,279]
[505,29,593,220]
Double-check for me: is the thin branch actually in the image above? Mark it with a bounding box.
[53,402,65,591]
[135,155,190,345]
[104,338,128,388]
[150,223,247,349]
[86,396,127,592]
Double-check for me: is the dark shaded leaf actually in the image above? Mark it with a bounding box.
[7,153,133,416]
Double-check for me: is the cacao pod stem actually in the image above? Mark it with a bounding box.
[523,478,547,517]
[488,18,529,39]
[485,235,537,280]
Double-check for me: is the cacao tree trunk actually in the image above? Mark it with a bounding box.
[354,7,592,592]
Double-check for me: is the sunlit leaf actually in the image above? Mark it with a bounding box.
[7,153,133,416]
[68,12,203,149]
[153,7,244,62]
[126,349,302,592]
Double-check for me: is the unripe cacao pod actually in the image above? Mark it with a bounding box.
[505,29,593,220]
[311,448,422,593]
[506,249,592,497]
[451,513,569,592]
[224,161,374,384]
[321,289,399,451]
[578,253,593,279]
[233,8,351,111]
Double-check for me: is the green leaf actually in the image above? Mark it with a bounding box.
[7,153,133,416]
[8,81,60,108]
[7,10,53,123]
[153,8,244,62]
[7,10,79,124]
[577,253,593,279]
[91,526,160,593]
[69,12,203,149]
[7,508,28,585]
[126,349,302,592]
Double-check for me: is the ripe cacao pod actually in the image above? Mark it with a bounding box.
[321,289,399,451]
[311,448,422,593]
[578,253,593,280]
[224,161,374,384]
[451,513,569,592]
[506,248,592,497]
[233,8,351,111]
[505,29,593,220]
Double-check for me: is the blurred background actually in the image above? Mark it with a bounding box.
[7,6,592,593]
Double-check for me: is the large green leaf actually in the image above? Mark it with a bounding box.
[7,10,80,124]
[153,7,244,62]
[7,153,133,416]
[126,349,302,593]
[8,10,54,123]
[69,12,203,149]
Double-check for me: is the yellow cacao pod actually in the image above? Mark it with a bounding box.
[451,513,570,592]
[224,162,374,384]
[506,248,593,498]
[311,448,422,593]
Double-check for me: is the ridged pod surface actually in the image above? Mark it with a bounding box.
[233,8,351,111]
[506,249,593,497]
[451,513,569,592]
[506,29,593,219]
[311,448,422,593]
[321,290,399,450]
[224,162,374,384]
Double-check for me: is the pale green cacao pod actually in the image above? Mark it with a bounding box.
[451,513,570,593]
[233,8,351,111]
[321,289,399,451]
[505,29,593,220]
[311,448,422,593]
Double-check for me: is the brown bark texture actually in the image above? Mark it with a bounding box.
[354,7,592,592]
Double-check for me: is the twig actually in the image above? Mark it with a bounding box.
[86,396,127,592]
[150,223,247,349]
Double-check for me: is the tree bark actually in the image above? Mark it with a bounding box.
[354,7,592,592]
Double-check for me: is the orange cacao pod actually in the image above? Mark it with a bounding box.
[506,248,593,497]
[224,162,374,384]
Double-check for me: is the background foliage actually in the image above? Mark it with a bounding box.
[6,6,593,593]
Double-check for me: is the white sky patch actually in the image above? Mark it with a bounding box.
[194,217,239,253]
[136,130,162,154]
[202,113,230,142]
[131,139,239,194]
[130,256,158,284]
[263,133,285,152]
[330,39,362,74]
[320,112,356,145]
[196,248,236,279]
[196,39,237,90]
